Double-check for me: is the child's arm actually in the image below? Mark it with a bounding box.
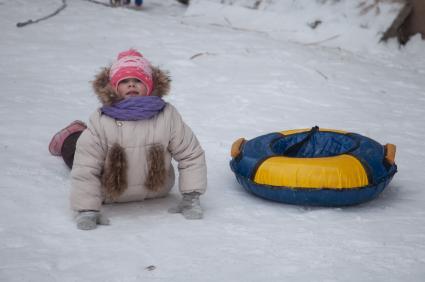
[70,112,107,214]
[167,105,207,219]
[167,105,207,196]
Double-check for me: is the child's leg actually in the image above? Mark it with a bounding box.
[135,0,143,6]
[48,120,86,156]
[61,131,83,169]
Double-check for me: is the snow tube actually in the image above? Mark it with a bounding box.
[229,126,397,206]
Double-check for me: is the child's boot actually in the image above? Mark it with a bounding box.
[48,120,87,156]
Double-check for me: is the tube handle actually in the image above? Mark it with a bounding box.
[231,138,246,158]
[385,143,396,165]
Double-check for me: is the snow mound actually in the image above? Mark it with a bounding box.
[184,0,406,53]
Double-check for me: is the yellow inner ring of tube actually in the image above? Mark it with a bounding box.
[280,128,348,135]
[254,154,369,189]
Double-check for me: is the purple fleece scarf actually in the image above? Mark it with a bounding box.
[101,96,166,121]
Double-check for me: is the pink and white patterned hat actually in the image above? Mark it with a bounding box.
[109,49,154,95]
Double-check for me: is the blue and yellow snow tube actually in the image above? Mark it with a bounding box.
[229,126,397,206]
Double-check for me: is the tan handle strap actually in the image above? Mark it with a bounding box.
[385,143,396,165]
[231,138,246,158]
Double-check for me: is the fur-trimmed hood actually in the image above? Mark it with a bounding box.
[92,66,171,106]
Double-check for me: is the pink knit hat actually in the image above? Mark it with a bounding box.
[109,49,154,96]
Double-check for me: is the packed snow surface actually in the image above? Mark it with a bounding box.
[1,0,424,281]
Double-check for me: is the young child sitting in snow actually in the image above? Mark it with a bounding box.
[48,49,207,230]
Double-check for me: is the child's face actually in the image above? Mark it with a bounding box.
[116,78,148,99]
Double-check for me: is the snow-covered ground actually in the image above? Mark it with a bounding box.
[1,0,425,281]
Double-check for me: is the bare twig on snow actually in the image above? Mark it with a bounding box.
[16,0,67,28]
[190,52,216,60]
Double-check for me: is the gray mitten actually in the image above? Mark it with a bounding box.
[75,210,110,230]
[168,192,203,220]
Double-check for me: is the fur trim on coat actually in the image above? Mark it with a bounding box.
[145,144,167,191]
[102,143,128,200]
[92,66,171,106]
